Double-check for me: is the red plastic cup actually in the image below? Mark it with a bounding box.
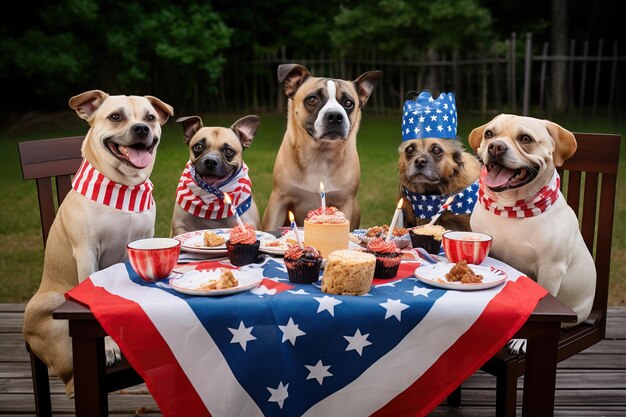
[442,231,492,265]
[127,238,181,282]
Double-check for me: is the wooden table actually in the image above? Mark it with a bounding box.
[54,291,576,417]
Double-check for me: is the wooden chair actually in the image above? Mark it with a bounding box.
[18,136,143,417]
[447,132,621,416]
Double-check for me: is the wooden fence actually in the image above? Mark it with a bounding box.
[211,33,622,120]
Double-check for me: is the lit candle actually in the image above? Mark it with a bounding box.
[320,181,326,211]
[223,193,245,230]
[385,199,404,242]
[288,211,304,248]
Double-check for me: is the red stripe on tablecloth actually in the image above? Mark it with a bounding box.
[67,280,212,417]
[371,276,547,417]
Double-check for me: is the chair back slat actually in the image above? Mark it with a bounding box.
[564,171,581,216]
[18,136,84,246]
[580,172,599,251]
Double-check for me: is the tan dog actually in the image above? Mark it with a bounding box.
[170,115,261,236]
[469,114,595,326]
[398,138,480,230]
[23,90,173,397]
[261,63,382,230]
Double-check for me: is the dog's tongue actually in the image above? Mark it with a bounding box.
[484,165,516,188]
[125,146,153,169]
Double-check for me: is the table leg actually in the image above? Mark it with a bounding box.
[521,321,561,417]
[70,322,108,417]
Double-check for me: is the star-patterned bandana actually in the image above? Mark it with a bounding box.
[402,180,479,220]
[71,159,154,212]
[478,167,561,218]
[175,161,253,219]
[402,90,457,141]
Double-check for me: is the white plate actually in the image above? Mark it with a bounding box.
[168,268,262,296]
[174,229,275,254]
[259,230,360,256]
[414,262,508,291]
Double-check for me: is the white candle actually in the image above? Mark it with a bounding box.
[320,181,326,211]
[223,193,245,230]
[288,211,304,248]
[385,199,404,242]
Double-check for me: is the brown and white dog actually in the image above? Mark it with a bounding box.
[170,115,261,236]
[261,63,382,231]
[469,114,595,326]
[22,90,173,397]
[398,91,480,230]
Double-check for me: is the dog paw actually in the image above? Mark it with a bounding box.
[104,336,122,366]
[507,338,527,355]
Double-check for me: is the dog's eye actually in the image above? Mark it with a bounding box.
[519,134,533,144]
[431,145,443,156]
[223,148,235,157]
[484,130,493,138]
[146,114,156,122]
[193,143,204,153]
[109,113,121,122]
[405,145,415,155]
[344,99,354,109]
[306,96,318,106]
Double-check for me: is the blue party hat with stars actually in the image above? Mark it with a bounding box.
[401,91,457,141]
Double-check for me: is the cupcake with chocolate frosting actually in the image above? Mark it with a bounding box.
[225,224,260,266]
[284,244,322,284]
[366,237,402,279]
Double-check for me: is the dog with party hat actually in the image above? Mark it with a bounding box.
[397,90,481,230]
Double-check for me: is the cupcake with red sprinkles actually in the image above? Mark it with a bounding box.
[284,244,323,284]
[225,224,260,266]
[366,237,403,279]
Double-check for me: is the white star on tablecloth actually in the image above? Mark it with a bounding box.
[250,285,277,296]
[267,381,289,409]
[305,360,333,385]
[278,317,306,346]
[379,299,410,321]
[288,289,309,295]
[228,321,257,351]
[314,295,343,317]
[344,328,372,356]
[375,280,401,288]
[407,286,433,297]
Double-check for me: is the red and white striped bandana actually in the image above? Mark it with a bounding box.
[71,159,154,212]
[175,161,253,219]
[478,166,561,218]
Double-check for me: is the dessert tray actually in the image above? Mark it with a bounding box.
[414,262,508,291]
[261,230,362,256]
[174,229,275,255]
[168,268,262,296]
[351,228,412,249]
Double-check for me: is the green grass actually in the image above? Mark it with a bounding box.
[1,110,625,304]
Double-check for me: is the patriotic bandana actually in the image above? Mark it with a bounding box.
[402,90,458,141]
[478,167,561,218]
[175,161,253,219]
[71,159,154,212]
[402,181,479,220]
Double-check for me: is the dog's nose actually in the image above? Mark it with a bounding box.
[132,123,150,137]
[415,157,427,167]
[488,141,507,157]
[325,111,344,125]
[203,156,219,170]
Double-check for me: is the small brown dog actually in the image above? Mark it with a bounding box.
[398,91,480,230]
[261,63,383,231]
[170,115,261,236]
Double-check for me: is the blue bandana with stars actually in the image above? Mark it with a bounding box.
[402,180,479,220]
[402,91,457,141]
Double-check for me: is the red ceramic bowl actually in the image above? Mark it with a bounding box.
[127,238,181,282]
[442,231,492,265]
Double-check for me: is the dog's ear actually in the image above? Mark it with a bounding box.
[68,90,109,121]
[231,115,261,149]
[176,116,203,144]
[468,123,487,152]
[545,120,577,167]
[278,64,310,98]
[145,96,174,125]
[353,70,383,107]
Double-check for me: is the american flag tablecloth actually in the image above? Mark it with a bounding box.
[67,256,547,417]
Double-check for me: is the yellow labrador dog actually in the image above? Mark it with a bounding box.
[262,63,382,230]
[469,114,595,326]
[23,90,173,397]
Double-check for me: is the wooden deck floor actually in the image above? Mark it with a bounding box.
[1,304,624,416]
